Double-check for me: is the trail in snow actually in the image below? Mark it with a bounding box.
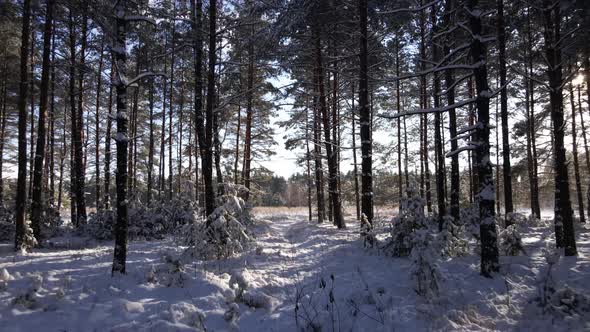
[0,212,589,331]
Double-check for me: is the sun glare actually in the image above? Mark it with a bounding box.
[573,74,585,87]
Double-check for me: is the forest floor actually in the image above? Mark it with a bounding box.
[0,209,589,331]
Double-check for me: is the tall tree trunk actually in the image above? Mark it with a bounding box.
[192,0,205,210]
[468,77,478,203]
[569,83,585,223]
[203,0,217,219]
[469,0,499,277]
[147,81,155,205]
[582,56,590,221]
[30,0,55,243]
[14,0,32,252]
[104,57,114,210]
[74,7,88,226]
[497,0,513,220]
[68,10,78,227]
[0,64,8,205]
[242,40,254,201]
[168,18,176,201]
[112,0,129,274]
[48,34,56,207]
[444,0,460,222]
[306,99,313,221]
[542,0,576,255]
[314,25,344,229]
[527,6,541,219]
[395,38,403,203]
[431,6,446,230]
[28,26,36,201]
[313,86,325,224]
[159,36,168,200]
[95,40,105,209]
[351,84,360,221]
[359,0,373,224]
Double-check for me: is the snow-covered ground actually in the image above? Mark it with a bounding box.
[0,211,589,331]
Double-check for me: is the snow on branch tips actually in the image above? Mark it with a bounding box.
[378,97,477,119]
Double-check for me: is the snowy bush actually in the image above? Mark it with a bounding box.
[382,187,428,257]
[437,216,469,258]
[498,224,525,256]
[0,206,19,242]
[40,205,64,238]
[146,254,188,287]
[547,286,590,318]
[81,198,198,241]
[360,213,376,248]
[460,203,480,240]
[182,187,254,260]
[410,229,442,299]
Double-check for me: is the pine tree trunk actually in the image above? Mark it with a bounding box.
[496,0,513,220]
[0,64,8,205]
[28,27,36,202]
[30,0,55,243]
[104,57,114,210]
[469,0,499,277]
[48,34,56,207]
[15,0,31,252]
[359,0,373,224]
[95,41,104,209]
[569,83,585,223]
[444,0,460,222]
[527,7,541,219]
[306,99,313,222]
[203,0,217,219]
[431,6,446,230]
[147,81,155,205]
[314,25,344,229]
[313,80,325,224]
[351,84,360,221]
[112,0,129,274]
[542,1,576,255]
[582,57,590,221]
[74,7,88,226]
[169,19,176,201]
[192,0,206,211]
[68,10,78,226]
[395,38,403,203]
[242,41,254,201]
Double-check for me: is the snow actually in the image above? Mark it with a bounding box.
[0,211,589,331]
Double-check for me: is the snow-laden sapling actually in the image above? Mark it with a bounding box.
[360,213,376,248]
[382,187,428,257]
[146,254,188,287]
[183,184,254,260]
[437,216,469,258]
[498,224,525,256]
[410,229,442,299]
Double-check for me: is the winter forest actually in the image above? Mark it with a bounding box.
[0,0,589,330]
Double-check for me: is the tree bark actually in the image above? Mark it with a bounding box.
[14,0,32,252]
[203,0,217,219]
[359,0,373,224]
[496,0,513,220]
[314,25,345,229]
[95,40,105,209]
[31,0,55,243]
[542,0,576,255]
[104,57,114,210]
[469,0,499,277]
[444,0,460,222]
[569,83,585,223]
[112,0,129,274]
